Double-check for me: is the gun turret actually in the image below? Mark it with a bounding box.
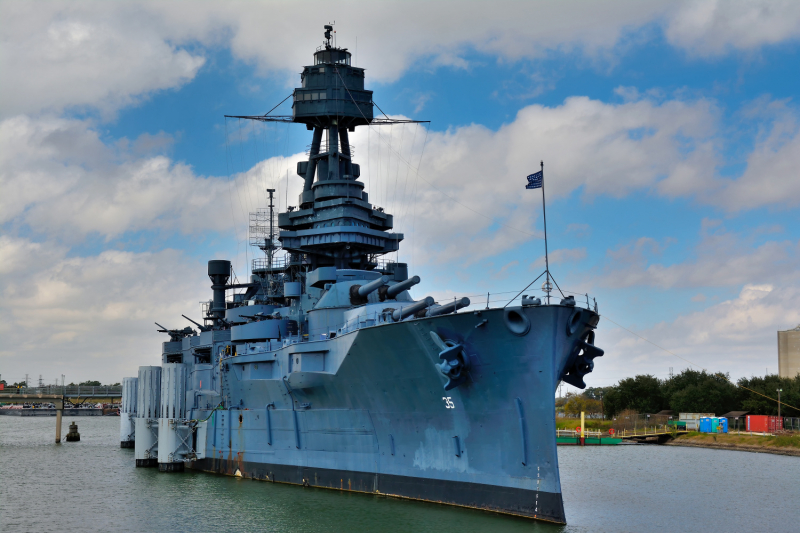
[350,276,390,305]
[392,297,435,322]
[427,297,471,317]
[384,275,421,300]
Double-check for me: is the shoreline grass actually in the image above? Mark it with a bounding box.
[674,431,800,450]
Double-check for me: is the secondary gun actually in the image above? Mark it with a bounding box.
[182,315,212,332]
[238,313,272,322]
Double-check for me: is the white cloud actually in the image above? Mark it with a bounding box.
[0,235,211,383]
[3,92,792,271]
[6,1,800,118]
[351,96,719,266]
[163,1,671,82]
[665,0,800,56]
[0,1,205,117]
[595,222,799,289]
[0,115,306,241]
[715,106,800,211]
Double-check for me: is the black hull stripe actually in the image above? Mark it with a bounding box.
[189,458,565,525]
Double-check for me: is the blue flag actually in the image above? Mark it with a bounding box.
[525,170,543,189]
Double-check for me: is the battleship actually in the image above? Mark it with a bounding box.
[121,25,603,525]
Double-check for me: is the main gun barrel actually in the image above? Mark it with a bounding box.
[427,297,471,316]
[386,275,421,299]
[358,276,390,297]
[392,296,435,322]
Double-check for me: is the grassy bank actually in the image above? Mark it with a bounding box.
[669,431,800,456]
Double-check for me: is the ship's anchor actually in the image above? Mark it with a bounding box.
[436,342,471,391]
[561,331,604,389]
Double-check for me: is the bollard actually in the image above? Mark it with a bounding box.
[66,421,80,442]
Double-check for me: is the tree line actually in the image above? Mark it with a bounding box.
[558,369,800,418]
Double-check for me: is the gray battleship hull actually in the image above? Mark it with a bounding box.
[187,303,598,524]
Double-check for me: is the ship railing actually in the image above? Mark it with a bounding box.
[556,429,605,438]
[452,287,598,313]
[252,255,294,271]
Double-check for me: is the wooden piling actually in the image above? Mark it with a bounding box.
[55,406,63,443]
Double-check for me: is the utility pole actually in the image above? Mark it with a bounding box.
[777,388,782,419]
[600,391,605,421]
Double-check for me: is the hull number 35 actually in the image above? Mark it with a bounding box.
[442,397,455,409]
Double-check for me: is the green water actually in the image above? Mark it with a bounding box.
[1,416,798,532]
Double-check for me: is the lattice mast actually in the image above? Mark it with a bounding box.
[249,188,282,297]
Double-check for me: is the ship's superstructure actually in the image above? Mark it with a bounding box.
[124,26,603,524]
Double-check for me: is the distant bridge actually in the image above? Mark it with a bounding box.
[0,392,69,442]
[0,385,121,399]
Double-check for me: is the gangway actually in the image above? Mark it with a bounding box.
[617,426,689,443]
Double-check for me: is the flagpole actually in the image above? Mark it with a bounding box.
[540,160,550,304]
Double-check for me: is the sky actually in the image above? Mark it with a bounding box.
[1,0,799,389]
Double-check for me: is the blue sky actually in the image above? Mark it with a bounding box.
[1,1,799,386]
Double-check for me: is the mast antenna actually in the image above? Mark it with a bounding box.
[267,188,276,297]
